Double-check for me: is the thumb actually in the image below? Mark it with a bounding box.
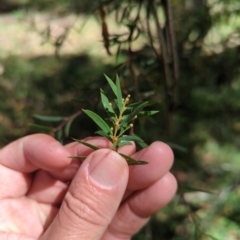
[40,149,129,240]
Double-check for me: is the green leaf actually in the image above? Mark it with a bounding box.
[120,102,147,126]
[83,109,111,134]
[64,117,75,137]
[119,135,148,148]
[56,129,63,141]
[115,75,123,111]
[120,114,131,122]
[72,138,100,150]
[100,89,115,115]
[104,74,117,96]
[126,100,160,109]
[69,155,87,160]
[119,153,148,165]
[137,110,159,117]
[122,100,160,125]
[126,101,146,109]
[117,124,131,137]
[28,123,54,132]
[127,160,148,165]
[120,115,131,126]
[33,114,64,122]
[95,130,112,140]
[117,141,132,148]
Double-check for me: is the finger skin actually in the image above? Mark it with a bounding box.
[0,197,50,237]
[0,134,176,240]
[100,141,177,239]
[40,149,129,240]
[0,164,31,198]
[128,141,174,190]
[0,134,71,173]
[0,134,72,199]
[59,140,177,240]
[103,172,177,239]
[27,170,68,205]
[121,141,174,201]
[0,233,36,240]
[26,137,117,205]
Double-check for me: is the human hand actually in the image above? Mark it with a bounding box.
[0,133,177,239]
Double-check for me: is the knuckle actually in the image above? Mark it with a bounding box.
[61,181,109,228]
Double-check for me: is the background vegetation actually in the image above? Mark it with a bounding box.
[1,0,240,239]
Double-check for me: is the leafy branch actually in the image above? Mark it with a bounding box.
[71,75,159,165]
[30,110,82,141]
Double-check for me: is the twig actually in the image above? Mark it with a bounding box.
[99,5,111,55]
[151,0,173,132]
[49,109,82,136]
[163,0,180,104]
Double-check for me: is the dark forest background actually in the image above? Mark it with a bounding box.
[1,0,240,239]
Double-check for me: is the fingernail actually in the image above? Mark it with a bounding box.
[88,150,125,187]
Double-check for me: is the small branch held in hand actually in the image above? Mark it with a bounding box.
[73,75,159,165]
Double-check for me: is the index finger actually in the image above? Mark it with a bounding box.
[0,134,71,173]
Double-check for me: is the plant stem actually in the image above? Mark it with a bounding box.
[112,95,131,151]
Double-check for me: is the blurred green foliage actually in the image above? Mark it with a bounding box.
[1,0,240,239]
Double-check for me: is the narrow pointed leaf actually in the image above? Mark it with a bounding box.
[115,75,123,111]
[137,110,159,117]
[119,135,148,148]
[118,124,131,137]
[83,109,111,134]
[121,114,131,122]
[100,89,115,115]
[120,102,148,126]
[126,101,146,109]
[34,114,64,122]
[104,74,117,96]
[117,141,132,148]
[123,101,160,124]
[28,123,54,131]
[72,138,100,150]
[119,115,131,128]
[69,155,87,160]
[127,160,148,165]
[95,130,112,140]
[119,153,148,165]
[56,129,63,141]
[126,100,160,109]
[64,117,75,137]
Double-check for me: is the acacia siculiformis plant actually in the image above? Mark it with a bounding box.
[71,75,159,165]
